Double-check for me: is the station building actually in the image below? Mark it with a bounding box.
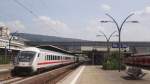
[0,26,25,58]
[25,41,150,65]
[1,26,150,65]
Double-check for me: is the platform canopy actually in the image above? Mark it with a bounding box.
[36,45,76,56]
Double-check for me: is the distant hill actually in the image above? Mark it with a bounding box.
[14,33,88,42]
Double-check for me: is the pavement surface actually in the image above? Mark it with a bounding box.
[0,64,13,72]
[57,65,150,84]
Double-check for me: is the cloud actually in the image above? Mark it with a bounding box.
[82,19,117,41]
[81,6,150,41]
[35,16,68,29]
[83,6,150,41]
[133,6,150,15]
[33,16,74,37]
[7,20,25,31]
[0,20,26,32]
[100,4,111,11]
[119,6,150,41]
[0,22,5,26]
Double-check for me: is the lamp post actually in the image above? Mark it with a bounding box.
[101,13,138,72]
[8,31,18,62]
[97,30,117,61]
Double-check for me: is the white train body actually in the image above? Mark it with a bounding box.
[13,47,76,74]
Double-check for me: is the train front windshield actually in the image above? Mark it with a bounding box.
[18,51,36,62]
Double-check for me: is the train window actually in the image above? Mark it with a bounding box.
[47,55,48,60]
[55,55,57,60]
[54,55,56,60]
[45,55,48,60]
[51,55,52,60]
[50,55,51,60]
[55,56,57,60]
[52,55,54,60]
[46,55,48,60]
[57,56,59,60]
[45,56,46,60]
[47,55,49,60]
[53,55,54,60]
[58,56,60,60]
[38,53,40,57]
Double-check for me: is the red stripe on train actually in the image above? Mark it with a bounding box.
[37,61,71,65]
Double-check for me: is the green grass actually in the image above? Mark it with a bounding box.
[0,55,10,64]
[102,52,126,70]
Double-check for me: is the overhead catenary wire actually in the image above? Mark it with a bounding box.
[13,0,38,18]
[13,0,59,34]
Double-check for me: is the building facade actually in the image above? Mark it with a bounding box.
[0,26,10,38]
[0,26,25,51]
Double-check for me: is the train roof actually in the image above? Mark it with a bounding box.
[133,52,150,56]
[36,45,76,56]
[22,47,40,52]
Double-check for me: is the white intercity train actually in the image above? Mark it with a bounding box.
[12,46,78,75]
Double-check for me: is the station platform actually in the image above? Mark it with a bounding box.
[57,65,150,84]
[0,64,13,72]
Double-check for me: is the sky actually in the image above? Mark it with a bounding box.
[0,0,150,41]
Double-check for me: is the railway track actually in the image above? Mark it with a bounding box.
[0,63,80,84]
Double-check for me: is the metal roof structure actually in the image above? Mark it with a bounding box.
[36,45,75,55]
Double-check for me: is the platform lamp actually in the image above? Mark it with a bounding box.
[100,13,138,72]
[96,30,117,62]
[8,31,18,62]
